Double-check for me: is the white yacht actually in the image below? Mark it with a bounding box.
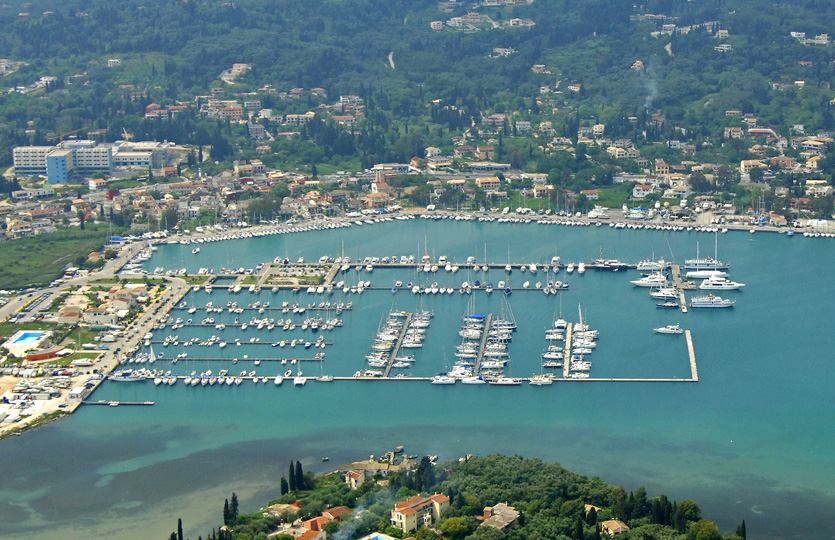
[630,272,668,287]
[431,374,456,385]
[653,324,684,334]
[529,375,554,386]
[699,275,745,290]
[690,294,736,308]
[636,258,667,273]
[685,269,728,279]
[649,287,680,299]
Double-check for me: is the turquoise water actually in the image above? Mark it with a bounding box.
[12,331,46,345]
[2,220,835,540]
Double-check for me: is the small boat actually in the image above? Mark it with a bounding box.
[653,324,684,334]
[322,457,329,462]
[656,301,680,309]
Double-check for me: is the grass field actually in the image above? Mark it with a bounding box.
[0,225,118,290]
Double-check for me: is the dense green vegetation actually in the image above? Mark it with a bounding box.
[181,454,745,540]
[2,0,835,183]
[0,224,121,289]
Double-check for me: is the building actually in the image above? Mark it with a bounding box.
[11,187,54,201]
[601,519,630,538]
[248,123,266,139]
[475,176,502,191]
[482,503,520,532]
[390,494,450,533]
[633,184,655,199]
[46,148,75,183]
[580,189,599,200]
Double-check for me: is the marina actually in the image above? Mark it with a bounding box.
[4,216,833,540]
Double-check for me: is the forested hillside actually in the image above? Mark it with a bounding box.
[2,0,835,206]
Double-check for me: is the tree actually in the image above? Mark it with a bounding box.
[289,462,297,491]
[177,518,184,540]
[690,519,720,540]
[736,520,746,539]
[280,476,289,495]
[77,211,86,230]
[609,486,627,519]
[440,517,472,540]
[572,516,584,540]
[230,493,239,523]
[223,499,231,525]
[586,506,597,526]
[295,461,305,490]
[415,456,435,491]
[322,520,340,536]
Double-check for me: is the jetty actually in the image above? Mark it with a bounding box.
[685,330,698,381]
[384,313,413,377]
[563,323,573,379]
[473,314,493,376]
[83,400,155,406]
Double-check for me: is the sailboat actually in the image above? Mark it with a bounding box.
[684,233,729,271]
[315,357,334,382]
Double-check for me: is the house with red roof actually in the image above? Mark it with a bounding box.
[390,494,450,533]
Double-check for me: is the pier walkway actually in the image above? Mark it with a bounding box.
[685,330,698,381]
[384,313,413,377]
[474,314,493,376]
[563,323,573,378]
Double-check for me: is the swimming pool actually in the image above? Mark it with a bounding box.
[4,330,50,358]
[12,331,46,345]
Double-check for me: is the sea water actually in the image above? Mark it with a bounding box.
[1,220,834,540]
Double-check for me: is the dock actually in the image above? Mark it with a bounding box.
[563,323,573,378]
[473,313,493,376]
[384,313,413,377]
[83,400,155,406]
[155,356,325,363]
[669,264,691,313]
[685,330,698,381]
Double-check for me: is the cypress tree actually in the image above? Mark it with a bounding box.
[177,518,184,540]
[295,461,304,490]
[230,492,239,521]
[572,516,584,540]
[169,533,177,540]
[223,498,230,525]
[289,461,297,491]
[736,520,746,539]
[280,476,289,495]
[586,507,597,526]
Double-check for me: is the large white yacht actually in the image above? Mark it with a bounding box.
[699,275,745,290]
[630,272,669,287]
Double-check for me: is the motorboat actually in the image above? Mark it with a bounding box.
[636,258,667,273]
[690,294,736,308]
[685,269,727,279]
[656,301,679,309]
[630,272,668,287]
[699,275,745,290]
[653,324,684,334]
[431,374,456,385]
[649,287,680,299]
